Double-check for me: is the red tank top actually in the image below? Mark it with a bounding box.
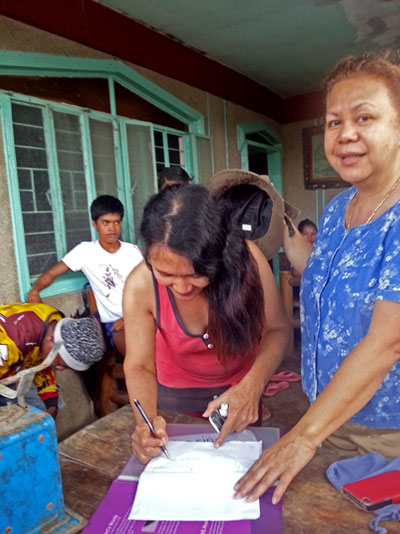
[153,277,257,388]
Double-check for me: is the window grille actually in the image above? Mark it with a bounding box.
[12,102,58,277]
[153,128,186,177]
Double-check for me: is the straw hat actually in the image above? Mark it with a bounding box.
[208,169,299,260]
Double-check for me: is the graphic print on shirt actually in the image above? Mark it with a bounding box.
[101,264,123,297]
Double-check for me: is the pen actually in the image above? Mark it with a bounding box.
[133,398,171,460]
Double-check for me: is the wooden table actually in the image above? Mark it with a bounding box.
[59,405,385,533]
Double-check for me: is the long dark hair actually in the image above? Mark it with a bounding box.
[140,184,265,362]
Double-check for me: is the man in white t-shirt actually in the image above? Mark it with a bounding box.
[27,195,143,355]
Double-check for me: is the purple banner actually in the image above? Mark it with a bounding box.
[83,480,251,534]
[83,479,281,534]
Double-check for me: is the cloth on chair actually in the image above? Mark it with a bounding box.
[326,453,400,534]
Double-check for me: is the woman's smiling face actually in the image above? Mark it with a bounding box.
[324,75,400,188]
[148,244,209,300]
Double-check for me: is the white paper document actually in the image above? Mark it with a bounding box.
[170,428,258,443]
[129,440,261,521]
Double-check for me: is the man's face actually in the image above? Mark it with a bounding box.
[92,213,122,245]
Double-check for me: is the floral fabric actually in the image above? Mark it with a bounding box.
[301,187,400,428]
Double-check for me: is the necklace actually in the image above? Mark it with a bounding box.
[346,175,400,230]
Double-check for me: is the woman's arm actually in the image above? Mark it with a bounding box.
[283,219,313,275]
[234,299,400,503]
[204,241,290,446]
[122,261,168,463]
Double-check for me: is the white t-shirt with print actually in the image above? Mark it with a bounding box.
[63,241,143,323]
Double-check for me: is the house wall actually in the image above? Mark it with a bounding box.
[282,119,346,228]
[0,16,282,313]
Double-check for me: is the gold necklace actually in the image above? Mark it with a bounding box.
[346,175,400,230]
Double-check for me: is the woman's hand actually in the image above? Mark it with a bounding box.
[131,415,168,464]
[202,380,261,448]
[233,428,318,504]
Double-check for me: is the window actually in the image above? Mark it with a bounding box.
[5,94,198,299]
[11,101,124,285]
[0,54,212,300]
[154,128,186,176]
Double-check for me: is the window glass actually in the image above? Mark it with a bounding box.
[167,133,185,167]
[12,102,57,277]
[154,129,165,175]
[53,111,91,250]
[89,119,118,197]
[126,123,156,240]
[154,129,186,177]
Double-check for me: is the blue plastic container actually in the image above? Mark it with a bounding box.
[0,404,81,534]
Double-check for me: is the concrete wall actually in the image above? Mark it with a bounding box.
[282,119,346,228]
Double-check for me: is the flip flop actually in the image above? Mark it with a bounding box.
[263,381,290,397]
[269,370,301,382]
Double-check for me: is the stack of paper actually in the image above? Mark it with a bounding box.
[130,440,262,521]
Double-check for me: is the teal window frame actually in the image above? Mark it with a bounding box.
[0,52,209,300]
[153,125,193,180]
[237,121,283,193]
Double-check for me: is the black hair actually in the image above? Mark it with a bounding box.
[298,219,317,233]
[140,184,265,362]
[157,166,191,191]
[90,195,124,222]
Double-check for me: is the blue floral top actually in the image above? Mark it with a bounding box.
[301,187,400,428]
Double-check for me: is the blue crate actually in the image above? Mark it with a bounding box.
[0,404,82,534]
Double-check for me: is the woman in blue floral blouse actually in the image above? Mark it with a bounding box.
[235,51,400,504]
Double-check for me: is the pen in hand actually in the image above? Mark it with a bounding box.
[133,398,171,460]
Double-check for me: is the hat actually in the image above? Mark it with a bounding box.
[53,317,105,371]
[208,169,299,260]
